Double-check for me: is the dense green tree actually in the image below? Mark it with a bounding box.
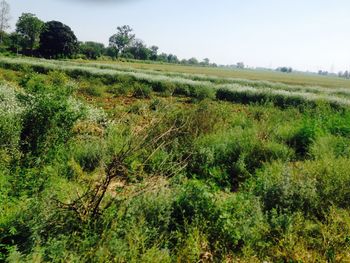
[167,54,179,63]
[125,39,151,60]
[278,67,293,73]
[16,13,44,55]
[187,57,199,65]
[150,45,158,60]
[39,21,78,58]
[236,62,245,69]
[79,41,105,59]
[109,25,135,57]
[8,32,21,54]
[157,52,168,62]
[201,58,210,66]
[104,46,117,59]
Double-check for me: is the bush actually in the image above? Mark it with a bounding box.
[151,81,176,94]
[189,86,215,101]
[287,121,322,157]
[132,83,152,98]
[81,85,103,97]
[69,138,105,172]
[0,83,23,163]
[251,158,350,216]
[310,135,350,159]
[173,85,190,96]
[20,78,83,159]
[190,129,293,189]
[107,84,132,96]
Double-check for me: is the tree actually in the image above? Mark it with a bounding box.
[236,62,245,69]
[167,54,179,63]
[278,67,292,73]
[16,13,44,55]
[150,45,158,60]
[125,39,151,60]
[201,58,210,66]
[39,21,78,58]
[8,32,21,54]
[188,57,199,65]
[157,53,168,62]
[104,46,117,59]
[109,25,135,57]
[0,0,10,44]
[79,41,105,59]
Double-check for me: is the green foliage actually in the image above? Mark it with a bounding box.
[69,138,105,172]
[39,21,78,58]
[18,74,84,160]
[288,121,322,157]
[81,85,103,97]
[79,41,105,60]
[132,82,152,98]
[107,83,132,96]
[2,60,350,262]
[189,85,215,101]
[15,13,44,54]
[190,128,293,189]
[251,158,350,216]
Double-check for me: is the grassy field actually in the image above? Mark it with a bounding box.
[1,56,350,107]
[83,58,350,89]
[1,57,350,262]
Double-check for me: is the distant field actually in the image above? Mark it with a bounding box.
[1,56,350,108]
[82,59,350,89]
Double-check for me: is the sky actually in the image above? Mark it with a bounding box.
[7,0,350,72]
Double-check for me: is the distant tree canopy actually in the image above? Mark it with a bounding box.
[278,67,293,73]
[39,21,78,58]
[236,62,245,69]
[109,25,135,58]
[79,41,105,60]
[0,8,231,68]
[16,13,44,55]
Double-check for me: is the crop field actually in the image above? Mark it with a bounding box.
[80,58,350,89]
[2,57,350,107]
[1,57,350,262]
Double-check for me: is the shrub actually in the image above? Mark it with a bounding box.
[20,81,83,158]
[173,85,190,96]
[0,83,23,163]
[310,135,350,159]
[107,84,132,96]
[81,85,103,97]
[189,86,215,101]
[190,129,293,189]
[251,158,350,216]
[69,138,105,172]
[47,71,69,87]
[151,81,176,94]
[287,121,322,157]
[132,83,152,98]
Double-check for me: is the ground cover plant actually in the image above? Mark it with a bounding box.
[1,59,350,262]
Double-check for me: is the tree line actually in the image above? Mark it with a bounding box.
[0,2,216,66]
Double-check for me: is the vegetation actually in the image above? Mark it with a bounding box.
[15,13,44,55]
[39,21,78,58]
[1,2,350,262]
[1,57,350,262]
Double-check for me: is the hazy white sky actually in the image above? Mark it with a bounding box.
[7,0,350,72]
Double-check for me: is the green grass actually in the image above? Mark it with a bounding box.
[1,58,350,262]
